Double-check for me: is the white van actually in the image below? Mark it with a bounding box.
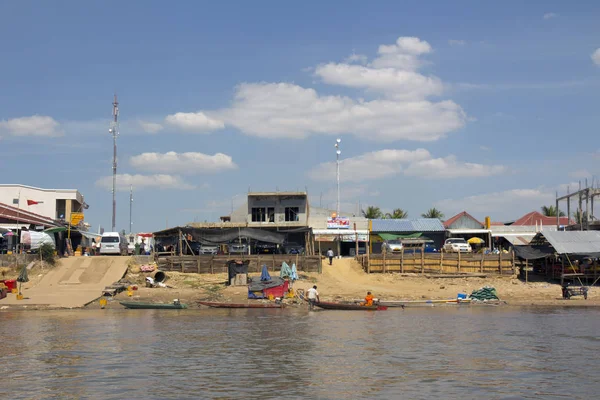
[99,232,128,255]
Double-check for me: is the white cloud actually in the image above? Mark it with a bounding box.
[315,63,443,99]
[129,151,237,174]
[448,39,466,46]
[95,174,195,191]
[480,145,490,151]
[543,13,558,20]
[308,148,504,182]
[404,156,506,179]
[435,189,555,219]
[139,121,163,133]
[215,82,465,141]
[164,112,225,132]
[592,48,600,66]
[344,53,368,64]
[169,36,467,142]
[0,115,64,137]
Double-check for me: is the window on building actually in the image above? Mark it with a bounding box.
[251,207,266,222]
[267,207,275,223]
[285,207,300,222]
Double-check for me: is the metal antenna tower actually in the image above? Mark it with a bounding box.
[110,94,119,232]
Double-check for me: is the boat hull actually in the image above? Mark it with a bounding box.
[314,301,386,311]
[198,301,284,309]
[120,301,188,309]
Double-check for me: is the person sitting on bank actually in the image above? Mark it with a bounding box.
[307,285,319,310]
[362,291,374,307]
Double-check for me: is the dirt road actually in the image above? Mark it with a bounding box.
[1,256,130,308]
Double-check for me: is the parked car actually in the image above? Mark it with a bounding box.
[199,245,219,255]
[254,242,279,254]
[383,239,403,253]
[443,238,472,253]
[283,242,305,255]
[402,243,438,254]
[228,241,249,254]
[99,232,128,255]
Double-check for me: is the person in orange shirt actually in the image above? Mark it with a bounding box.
[363,291,374,307]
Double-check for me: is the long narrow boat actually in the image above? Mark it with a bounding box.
[198,301,284,309]
[120,301,188,309]
[376,298,472,308]
[315,301,387,311]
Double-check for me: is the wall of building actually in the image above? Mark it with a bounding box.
[308,206,369,230]
[0,185,83,221]
[246,194,308,226]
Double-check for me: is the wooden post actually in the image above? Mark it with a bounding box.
[525,259,528,283]
[197,256,200,273]
[561,258,565,285]
[421,247,425,274]
[513,250,516,276]
[366,254,370,274]
[318,240,321,257]
[178,229,183,257]
[400,248,404,273]
[458,250,461,273]
[211,255,214,274]
[480,251,484,273]
[383,247,387,273]
[273,254,276,271]
[439,250,443,273]
[499,251,503,275]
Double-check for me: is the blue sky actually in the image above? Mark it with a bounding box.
[1,1,600,231]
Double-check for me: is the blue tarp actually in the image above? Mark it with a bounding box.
[260,265,271,281]
[291,263,298,281]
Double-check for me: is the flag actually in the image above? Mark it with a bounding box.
[27,200,43,206]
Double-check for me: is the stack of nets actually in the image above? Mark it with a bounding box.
[470,286,499,301]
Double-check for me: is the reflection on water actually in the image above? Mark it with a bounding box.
[1,307,600,399]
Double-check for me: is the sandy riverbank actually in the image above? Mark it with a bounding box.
[2,257,599,310]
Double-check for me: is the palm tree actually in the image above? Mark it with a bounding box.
[572,209,588,224]
[421,207,444,219]
[361,206,383,219]
[541,205,565,217]
[384,208,408,219]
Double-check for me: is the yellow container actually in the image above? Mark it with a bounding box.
[99,298,107,308]
[16,294,24,300]
[7,251,12,255]
[11,288,18,294]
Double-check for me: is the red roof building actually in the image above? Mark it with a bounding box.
[512,211,571,227]
[444,211,484,229]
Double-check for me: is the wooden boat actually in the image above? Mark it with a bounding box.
[198,301,284,309]
[314,301,387,311]
[120,300,188,309]
[377,298,472,308]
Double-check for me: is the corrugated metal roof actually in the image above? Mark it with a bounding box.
[371,218,445,232]
[534,231,600,254]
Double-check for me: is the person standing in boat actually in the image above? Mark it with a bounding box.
[326,248,334,265]
[307,285,319,310]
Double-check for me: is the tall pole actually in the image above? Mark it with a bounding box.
[335,138,341,218]
[129,185,133,234]
[110,94,119,232]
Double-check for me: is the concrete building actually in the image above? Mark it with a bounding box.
[0,184,86,224]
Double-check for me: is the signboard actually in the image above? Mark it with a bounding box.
[327,216,350,229]
[70,212,84,226]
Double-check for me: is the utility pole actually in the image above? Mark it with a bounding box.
[129,185,133,234]
[335,138,341,218]
[110,94,119,232]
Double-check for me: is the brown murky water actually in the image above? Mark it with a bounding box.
[1,306,599,399]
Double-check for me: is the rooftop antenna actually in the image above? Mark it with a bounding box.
[110,94,119,232]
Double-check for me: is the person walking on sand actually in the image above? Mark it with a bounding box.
[307,285,319,310]
[326,248,334,265]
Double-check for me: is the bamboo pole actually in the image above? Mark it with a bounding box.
[421,247,425,274]
[197,257,200,273]
[499,251,503,275]
[458,251,461,272]
[211,255,214,274]
[439,250,443,273]
[367,254,370,274]
[383,247,387,273]
[400,248,404,273]
[480,251,484,273]
[525,259,528,283]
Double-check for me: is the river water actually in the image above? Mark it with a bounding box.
[1,306,599,399]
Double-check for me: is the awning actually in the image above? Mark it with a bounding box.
[79,231,102,239]
[513,245,555,260]
[498,235,533,246]
[44,227,68,233]
[378,232,423,241]
[447,229,491,235]
[313,229,369,242]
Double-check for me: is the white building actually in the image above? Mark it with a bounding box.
[0,184,85,224]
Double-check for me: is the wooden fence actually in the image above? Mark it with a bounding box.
[157,254,322,274]
[357,251,515,276]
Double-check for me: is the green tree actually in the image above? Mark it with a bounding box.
[421,207,444,219]
[361,206,383,219]
[541,205,565,217]
[384,208,408,219]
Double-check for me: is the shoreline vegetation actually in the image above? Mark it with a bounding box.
[1,257,598,311]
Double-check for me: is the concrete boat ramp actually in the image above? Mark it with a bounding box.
[1,256,130,308]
